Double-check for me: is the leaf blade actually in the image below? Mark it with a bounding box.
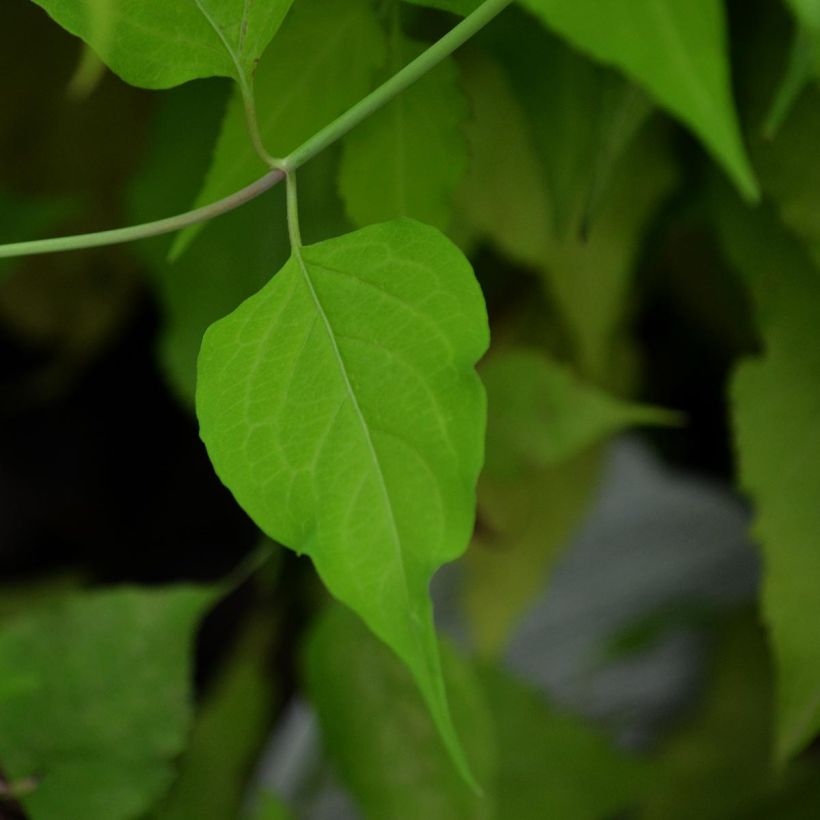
[197,218,489,784]
[519,0,758,199]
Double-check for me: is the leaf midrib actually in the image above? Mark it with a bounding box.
[290,247,413,615]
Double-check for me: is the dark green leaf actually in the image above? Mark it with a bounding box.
[0,586,215,820]
[518,0,758,199]
[305,605,494,819]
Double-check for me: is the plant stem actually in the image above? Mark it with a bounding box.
[285,172,303,251]
[0,169,285,260]
[240,76,278,169]
[0,0,512,260]
[282,0,513,171]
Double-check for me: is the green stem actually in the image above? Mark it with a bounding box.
[0,169,285,260]
[240,76,278,169]
[0,0,512,260]
[285,172,303,251]
[282,0,513,172]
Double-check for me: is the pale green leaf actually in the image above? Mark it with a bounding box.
[339,35,468,231]
[481,348,679,480]
[305,605,494,819]
[0,586,215,820]
[518,0,758,199]
[27,0,294,88]
[729,205,820,762]
[197,219,489,784]
[173,0,385,258]
[479,663,650,819]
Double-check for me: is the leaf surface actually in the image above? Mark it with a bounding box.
[479,663,649,819]
[305,605,494,819]
[339,35,468,231]
[481,348,678,480]
[728,201,820,762]
[465,347,677,654]
[0,586,214,820]
[27,0,294,88]
[518,0,757,198]
[173,0,385,257]
[402,0,482,14]
[197,218,489,783]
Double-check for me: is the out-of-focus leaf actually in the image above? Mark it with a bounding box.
[727,200,820,762]
[466,449,602,656]
[174,0,385,257]
[197,219,489,785]
[248,792,294,820]
[0,191,75,282]
[305,605,494,820]
[751,83,820,266]
[479,663,649,819]
[455,49,552,269]
[130,81,347,403]
[339,32,468,231]
[0,585,215,820]
[150,606,279,820]
[27,0,295,89]
[402,0,481,14]
[465,347,677,655]
[640,616,773,820]
[461,24,679,381]
[762,27,816,139]
[481,348,678,480]
[518,0,758,199]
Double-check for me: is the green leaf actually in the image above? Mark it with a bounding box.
[402,0,482,15]
[728,203,820,762]
[197,219,489,784]
[149,605,279,820]
[0,585,215,820]
[486,18,653,239]
[454,49,553,269]
[479,663,650,819]
[640,616,774,820]
[751,82,820,266]
[305,605,494,819]
[787,0,820,31]
[762,27,817,139]
[464,347,677,654]
[27,0,294,88]
[130,81,347,404]
[518,0,758,199]
[339,33,468,231]
[481,348,679,480]
[173,0,385,258]
[458,27,679,381]
[248,792,294,820]
[466,449,601,656]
